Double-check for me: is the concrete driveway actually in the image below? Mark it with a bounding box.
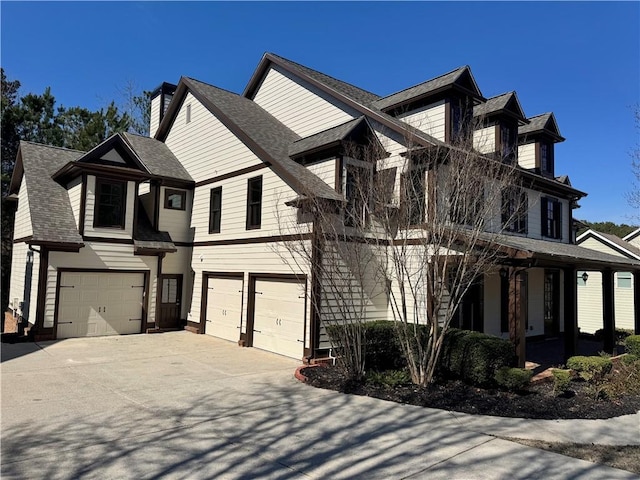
[1,332,636,479]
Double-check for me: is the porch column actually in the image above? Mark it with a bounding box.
[602,269,616,354]
[634,271,640,335]
[563,267,577,360]
[508,269,525,368]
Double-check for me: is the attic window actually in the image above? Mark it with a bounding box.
[186,104,192,124]
[164,189,186,211]
[540,142,554,176]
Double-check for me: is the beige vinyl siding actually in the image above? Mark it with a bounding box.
[191,168,304,242]
[8,242,40,325]
[577,271,635,333]
[473,125,497,154]
[150,94,161,138]
[579,236,627,257]
[306,158,337,189]
[397,101,447,142]
[158,186,192,243]
[13,180,33,239]
[518,143,536,170]
[188,242,312,338]
[83,176,135,239]
[67,177,83,229]
[164,93,265,184]
[162,246,194,319]
[45,244,158,328]
[252,65,357,138]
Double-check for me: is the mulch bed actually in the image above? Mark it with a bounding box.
[301,365,640,420]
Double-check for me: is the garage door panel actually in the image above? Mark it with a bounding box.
[252,279,306,359]
[57,272,145,339]
[205,276,243,343]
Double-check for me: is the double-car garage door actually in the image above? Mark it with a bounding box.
[57,271,145,339]
[204,274,306,359]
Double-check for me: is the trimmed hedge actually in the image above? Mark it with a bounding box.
[625,335,640,356]
[552,369,572,395]
[566,355,612,382]
[327,322,516,387]
[494,367,533,391]
[439,328,517,387]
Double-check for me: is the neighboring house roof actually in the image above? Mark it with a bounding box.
[288,116,385,159]
[490,232,640,271]
[623,228,640,243]
[473,92,528,124]
[373,66,485,111]
[576,229,640,260]
[518,113,565,142]
[12,141,85,247]
[157,76,343,202]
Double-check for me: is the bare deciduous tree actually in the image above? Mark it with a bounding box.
[275,118,526,385]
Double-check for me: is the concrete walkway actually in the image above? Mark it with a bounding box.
[1,332,638,479]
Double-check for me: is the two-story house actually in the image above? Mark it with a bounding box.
[8,53,640,364]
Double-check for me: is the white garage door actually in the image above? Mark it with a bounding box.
[205,276,243,343]
[57,271,145,339]
[252,278,306,359]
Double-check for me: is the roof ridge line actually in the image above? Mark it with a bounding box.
[375,65,468,101]
[21,140,86,154]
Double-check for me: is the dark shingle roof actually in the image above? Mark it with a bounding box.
[259,53,381,107]
[473,92,527,122]
[577,230,640,260]
[133,199,176,253]
[289,117,366,158]
[519,113,564,141]
[373,66,482,111]
[491,232,640,270]
[18,141,85,245]
[121,133,192,182]
[183,77,343,201]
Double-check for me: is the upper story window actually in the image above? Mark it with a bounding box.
[449,185,483,226]
[94,178,126,229]
[209,187,222,234]
[501,187,527,234]
[449,98,471,144]
[246,176,262,230]
[164,189,186,210]
[401,162,426,226]
[500,123,517,163]
[540,142,554,176]
[541,197,562,239]
[344,165,371,228]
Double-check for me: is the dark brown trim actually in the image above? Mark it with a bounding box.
[444,100,451,143]
[634,272,640,335]
[155,254,164,331]
[563,266,577,360]
[93,177,128,230]
[602,269,616,353]
[53,268,151,340]
[13,235,33,244]
[133,181,140,239]
[185,320,200,334]
[335,156,344,193]
[195,163,269,188]
[153,181,161,230]
[164,188,187,211]
[174,241,195,247]
[192,233,312,247]
[79,173,87,236]
[309,225,322,360]
[26,240,83,252]
[35,248,49,331]
[83,236,134,245]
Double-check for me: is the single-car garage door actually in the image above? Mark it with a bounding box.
[57,271,146,339]
[252,278,306,359]
[205,276,243,343]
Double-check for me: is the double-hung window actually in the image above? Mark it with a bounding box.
[540,142,554,176]
[209,187,222,234]
[500,123,517,163]
[344,161,372,228]
[401,162,426,225]
[501,187,527,234]
[94,178,126,228]
[541,197,562,239]
[164,189,186,210]
[246,176,262,230]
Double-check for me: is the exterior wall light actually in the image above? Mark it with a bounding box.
[581,272,589,283]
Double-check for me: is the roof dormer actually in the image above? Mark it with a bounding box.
[518,113,564,177]
[473,91,528,163]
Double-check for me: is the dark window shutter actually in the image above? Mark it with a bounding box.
[555,201,562,239]
[541,198,548,236]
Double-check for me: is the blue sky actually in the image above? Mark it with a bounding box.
[2,1,639,224]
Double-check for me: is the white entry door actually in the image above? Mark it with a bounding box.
[57,271,145,339]
[205,276,243,343]
[252,278,306,359]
